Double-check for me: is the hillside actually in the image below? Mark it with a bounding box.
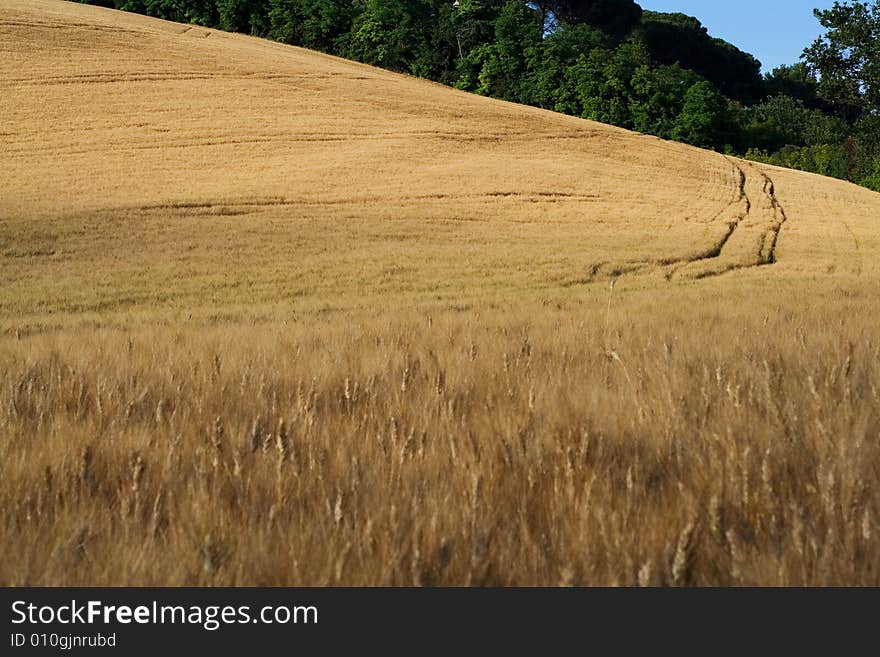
[3,0,879,329]
[2,1,879,587]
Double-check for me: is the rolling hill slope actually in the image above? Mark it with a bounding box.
[2,1,879,587]
[3,0,878,328]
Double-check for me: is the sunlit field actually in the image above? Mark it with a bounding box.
[2,0,879,585]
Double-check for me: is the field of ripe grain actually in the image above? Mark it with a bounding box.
[2,0,879,586]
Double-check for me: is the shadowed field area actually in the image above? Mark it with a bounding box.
[1,0,879,585]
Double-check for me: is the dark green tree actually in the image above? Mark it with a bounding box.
[630,64,700,139]
[345,0,432,73]
[442,0,508,85]
[268,0,360,50]
[78,0,219,25]
[763,63,822,106]
[216,0,269,35]
[558,41,644,127]
[456,2,542,102]
[745,95,848,150]
[854,114,880,188]
[804,1,880,118]
[528,23,610,110]
[636,12,763,104]
[672,80,737,149]
[549,0,642,38]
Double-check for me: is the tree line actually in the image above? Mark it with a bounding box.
[80,0,880,192]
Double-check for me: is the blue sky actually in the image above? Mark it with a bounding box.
[639,1,839,72]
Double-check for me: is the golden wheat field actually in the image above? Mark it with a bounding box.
[2,0,880,586]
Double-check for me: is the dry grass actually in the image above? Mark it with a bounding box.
[1,1,879,586]
[3,284,879,586]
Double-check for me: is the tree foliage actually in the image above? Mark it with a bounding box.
[763,63,822,108]
[548,0,642,39]
[671,81,736,149]
[804,0,880,117]
[268,0,357,51]
[636,11,763,104]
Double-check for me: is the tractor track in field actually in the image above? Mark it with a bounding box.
[756,168,789,265]
[574,156,789,285]
[669,157,790,277]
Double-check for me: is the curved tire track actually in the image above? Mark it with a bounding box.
[575,156,790,284]
[672,159,789,279]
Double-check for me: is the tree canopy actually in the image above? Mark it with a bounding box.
[548,0,643,38]
[636,12,763,104]
[804,0,880,118]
